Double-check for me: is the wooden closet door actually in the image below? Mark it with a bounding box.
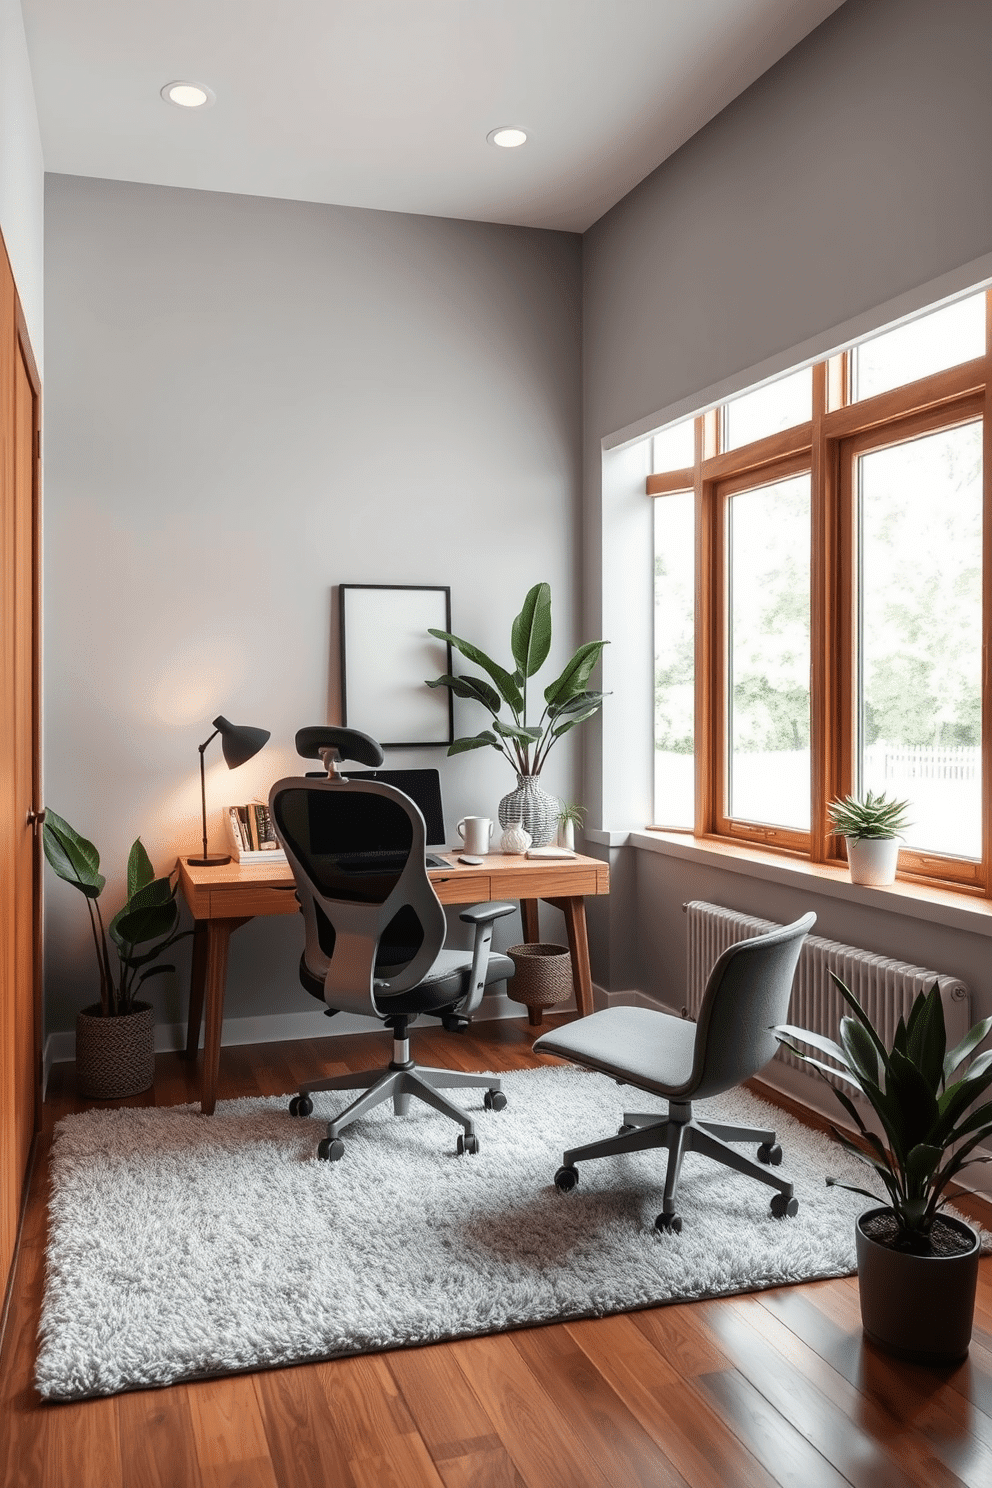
[0,235,41,1311]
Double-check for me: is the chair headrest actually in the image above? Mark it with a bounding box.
[294,726,384,769]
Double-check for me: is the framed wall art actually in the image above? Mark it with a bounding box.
[338,585,454,747]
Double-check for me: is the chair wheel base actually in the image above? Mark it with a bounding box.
[770,1193,799,1218]
[317,1137,345,1161]
[554,1164,580,1192]
[289,1095,314,1118]
[758,1142,783,1165]
[457,1132,480,1155]
[655,1212,683,1234]
[484,1089,507,1112]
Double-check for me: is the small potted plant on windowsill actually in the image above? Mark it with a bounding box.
[43,811,190,1099]
[777,978,992,1363]
[827,789,911,886]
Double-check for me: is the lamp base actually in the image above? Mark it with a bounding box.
[187,853,232,867]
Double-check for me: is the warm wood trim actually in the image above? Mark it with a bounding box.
[702,421,812,482]
[821,355,984,441]
[646,467,694,495]
[651,288,992,898]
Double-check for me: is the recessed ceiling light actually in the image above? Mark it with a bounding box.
[161,81,215,109]
[487,126,528,149]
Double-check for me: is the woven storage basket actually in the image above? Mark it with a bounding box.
[507,943,573,1027]
[75,1001,155,1099]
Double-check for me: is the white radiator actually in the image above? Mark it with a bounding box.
[684,900,971,1084]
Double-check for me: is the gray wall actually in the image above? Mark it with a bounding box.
[43,175,582,1035]
[0,0,44,361]
[580,0,992,1046]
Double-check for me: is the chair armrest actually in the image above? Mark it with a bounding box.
[456,903,515,1019]
[458,901,516,925]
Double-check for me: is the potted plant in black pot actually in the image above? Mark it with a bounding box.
[426,582,607,846]
[43,811,189,1099]
[778,978,992,1363]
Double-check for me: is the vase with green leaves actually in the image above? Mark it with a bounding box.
[827,789,912,886]
[426,583,606,846]
[43,810,189,1097]
[777,977,992,1361]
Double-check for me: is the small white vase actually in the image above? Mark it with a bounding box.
[558,820,575,850]
[500,819,531,854]
[846,836,900,886]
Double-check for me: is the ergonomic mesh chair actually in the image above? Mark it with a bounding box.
[534,912,815,1231]
[269,726,515,1160]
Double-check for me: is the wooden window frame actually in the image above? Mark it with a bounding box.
[647,289,992,897]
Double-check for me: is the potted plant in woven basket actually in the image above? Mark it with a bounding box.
[827,789,911,886]
[777,977,992,1363]
[426,583,607,845]
[43,811,189,1099]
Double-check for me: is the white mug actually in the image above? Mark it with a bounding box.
[456,816,493,855]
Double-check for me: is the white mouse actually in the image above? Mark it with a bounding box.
[458,854,484,865]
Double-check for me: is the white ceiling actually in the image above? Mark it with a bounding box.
[23,0,845,233]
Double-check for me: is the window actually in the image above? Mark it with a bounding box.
[649,287,991,896]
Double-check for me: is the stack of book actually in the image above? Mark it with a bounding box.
[226,803,287,864]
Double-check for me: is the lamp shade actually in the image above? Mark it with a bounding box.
[213,715,271,769]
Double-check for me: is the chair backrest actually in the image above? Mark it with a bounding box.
[269,774,447,1018]
[689,912,816,1100]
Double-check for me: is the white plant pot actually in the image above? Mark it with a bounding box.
[846,836,900,886]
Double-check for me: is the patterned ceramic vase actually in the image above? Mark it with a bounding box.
[498,774,560,848]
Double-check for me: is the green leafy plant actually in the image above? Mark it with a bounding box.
[426,583,607,775]
[557,802,586,828]
[826,789,912,840]
[777,978,992,1253]
[43,810,189,1017]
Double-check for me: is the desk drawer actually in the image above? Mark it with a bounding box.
[209,886,302,918]
[430,872,491,904]
[495,867,606,900]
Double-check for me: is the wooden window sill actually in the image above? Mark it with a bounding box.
[626,829,992,940]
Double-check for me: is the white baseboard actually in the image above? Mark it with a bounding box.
[41,987,590,1096]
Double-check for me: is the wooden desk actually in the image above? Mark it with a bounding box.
[177,850,610,1114]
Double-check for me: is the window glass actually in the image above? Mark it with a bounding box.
[652,420,695,474]
[724,368,812,451]
[654,492,695,827]
[853,294,986,401]
[728,473,811,829]
[858,420,983,860]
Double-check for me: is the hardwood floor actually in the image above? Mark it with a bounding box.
[3,1014,992,1488]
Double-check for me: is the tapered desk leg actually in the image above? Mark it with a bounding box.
[548,895,594,1019]
[184,919,209,1059]
[200,917,249,1115]
[520,899,540,943]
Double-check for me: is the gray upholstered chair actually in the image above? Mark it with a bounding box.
[533,911,815,1232]
[269,727,515,1160]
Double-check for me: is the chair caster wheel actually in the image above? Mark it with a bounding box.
[289,1095,313,1118]
[655,1212,683,1234]
[554,1165,580,1192]
[618,1123,635,1136]
[457,1132,480,1155]
[317,1137,344,1161]
[770,1193,799,1218]
[758,1142,783,1165]
[484,1089,507,1111]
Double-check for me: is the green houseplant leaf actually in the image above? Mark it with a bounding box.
[777,976,992,1252]
[42,811,105,898]
[510,583,552,678]
[426,585,607,779]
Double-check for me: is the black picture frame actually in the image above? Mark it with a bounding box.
[339,585,454,747]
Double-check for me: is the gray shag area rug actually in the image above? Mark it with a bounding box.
[40,1066,890,1400]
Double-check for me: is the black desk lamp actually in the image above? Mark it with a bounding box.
[188,715,271,866]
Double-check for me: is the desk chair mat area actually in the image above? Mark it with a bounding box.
[36,1068,930,1401]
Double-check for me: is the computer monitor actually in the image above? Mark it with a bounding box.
[349,768,447,848]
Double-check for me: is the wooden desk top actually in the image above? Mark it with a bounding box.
[177,850,610,920]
